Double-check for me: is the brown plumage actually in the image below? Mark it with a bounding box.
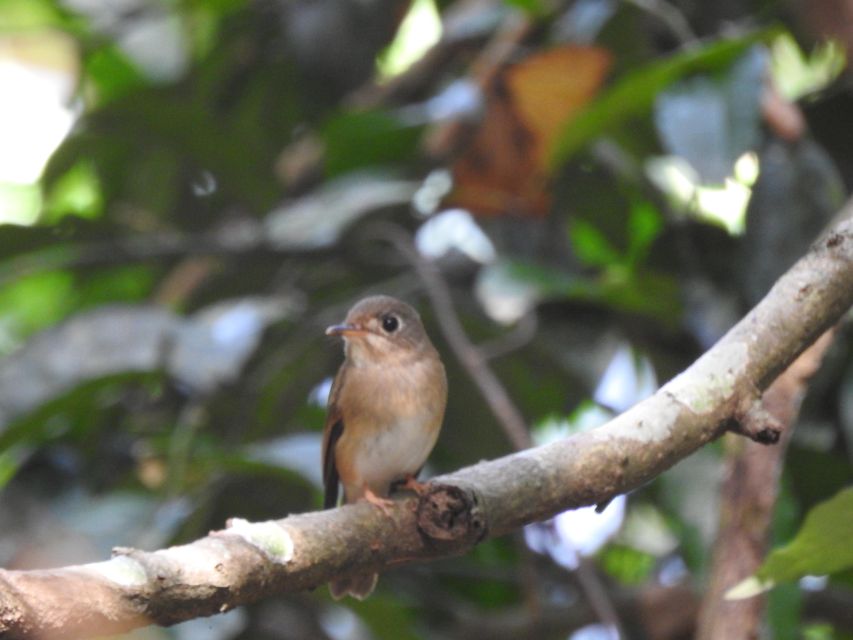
[322,295,447,600]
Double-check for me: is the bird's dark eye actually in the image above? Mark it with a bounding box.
[381,314,399,333]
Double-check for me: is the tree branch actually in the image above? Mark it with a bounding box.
[1,213,852,639]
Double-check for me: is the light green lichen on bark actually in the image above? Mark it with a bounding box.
[228,518,294,562]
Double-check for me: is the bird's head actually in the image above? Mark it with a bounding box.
[326,295,433,366]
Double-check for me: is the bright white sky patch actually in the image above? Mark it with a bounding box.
[571,624,619,640]
[524,496,626,570]
[0,36,78,225]
[308,376,334,408]
[0,58,76,185]
[593,343,658,413]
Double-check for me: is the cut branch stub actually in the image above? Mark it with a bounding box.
[416,482,487,545]
[726,396,785,445]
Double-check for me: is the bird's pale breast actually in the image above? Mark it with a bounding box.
[335,354,446,502]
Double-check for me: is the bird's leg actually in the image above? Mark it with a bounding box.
[398,474,430,496]
[363,487,395,516]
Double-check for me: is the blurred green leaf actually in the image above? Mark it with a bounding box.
[0,266,156,356]
[0,444,31,491]
[0,0,67,30]
[0,371,162,453]
[43,161,104,222]
[0,270,74,350]
[51,91,280,212]
[504,260,680,322]
[802,623,835,640]
[323,111,422,176]
[570,219,622,267]
[350,595,420,640]
[728,487,853,600]
[760,487,853,584]
[82,44,149,106]
[626,201,663,265]
[184,0,249,59]
[768,583,802,640]
[501,0,546,16]
[76,266,156,308]
[599,543,655,585]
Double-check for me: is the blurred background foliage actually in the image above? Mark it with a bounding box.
[0,0,852,638]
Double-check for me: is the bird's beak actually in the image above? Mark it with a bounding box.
[325,322,367,337]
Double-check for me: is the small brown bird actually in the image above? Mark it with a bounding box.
[322,295,447,600]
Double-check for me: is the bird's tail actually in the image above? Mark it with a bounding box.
[329,572,378,600]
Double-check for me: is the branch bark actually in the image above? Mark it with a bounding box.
[1,214,852,640]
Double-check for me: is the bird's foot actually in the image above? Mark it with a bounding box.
[398,474,430,496]
[363,487,395,516]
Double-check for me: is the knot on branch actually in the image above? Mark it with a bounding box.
[726,396,783,445]
[416,483,486,547]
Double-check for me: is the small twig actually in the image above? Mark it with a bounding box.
[726,398,785,444]
[575,557,627,640]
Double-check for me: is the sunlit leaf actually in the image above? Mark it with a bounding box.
[771,33,846,101]
[377,0,441,78]
[0,182,41,225]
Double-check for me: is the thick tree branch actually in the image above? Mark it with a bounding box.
[1,214,852,639]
